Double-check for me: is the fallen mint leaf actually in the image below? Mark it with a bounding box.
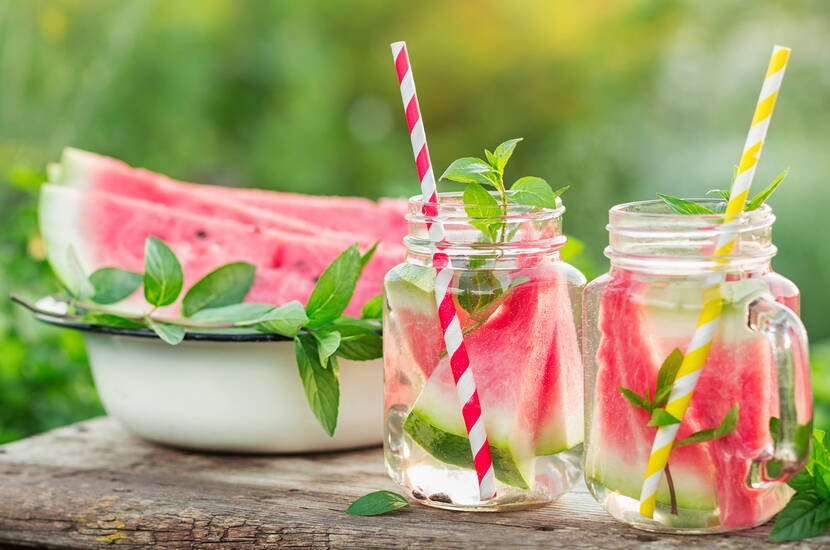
[89,267,142,305]
[346,491,410,516]
[181,262,255,317]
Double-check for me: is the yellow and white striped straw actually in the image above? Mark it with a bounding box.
[638,45,791,519]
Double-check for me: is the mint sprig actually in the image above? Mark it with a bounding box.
[618,348,739,515]
[770,429,830,540]
[440,137,568,244]
[17,236,384,437]
[658,167,789,215]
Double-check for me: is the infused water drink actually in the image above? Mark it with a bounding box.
[383,193,585,510]
[583,200,812,532]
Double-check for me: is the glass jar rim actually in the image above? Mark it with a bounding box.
[407,191,565,224]
[609,198,773,223]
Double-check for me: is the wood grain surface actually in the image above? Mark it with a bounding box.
[0,418,826,549]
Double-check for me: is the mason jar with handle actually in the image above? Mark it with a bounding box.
[583,199,812,533]
[383,192,585,511]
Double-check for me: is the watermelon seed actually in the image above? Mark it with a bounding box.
[428,493,452,504]
[411,490,426,500]
[195,230,208,239]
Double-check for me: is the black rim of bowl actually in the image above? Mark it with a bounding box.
[33,312,292,343]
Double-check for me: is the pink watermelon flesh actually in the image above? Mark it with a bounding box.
[43,184,401,316]
[60,149,408,243]
[589,269,800,526]
[587,271,717,510]
[392,262,582,475]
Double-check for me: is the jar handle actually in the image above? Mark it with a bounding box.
[746,296,812,487]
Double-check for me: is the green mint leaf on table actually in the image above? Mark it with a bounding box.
[746,167,789,211]
[463,182,502,242]
[493,138,523,173]
[295,333,340,436]
[143,236,184,307]
[305,244,362,328]
[189,302,275,324]
[508,178,567,210]
[181,262,255,317]
[147,319,186,345]
[89,267,142,304]
[657,194,716,215]
[619,386,651,413]
[440,157,499,187]
[675,404,739,447]
[769,490,830,541]
[65,246,95,301]
[313,329,342,368]
[254,301,309,337]
[360,295,383,320]
[83,312,145,329]
[648,409,681,427]
[346,491,410,516]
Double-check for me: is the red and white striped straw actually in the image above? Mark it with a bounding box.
[391,41,496,501]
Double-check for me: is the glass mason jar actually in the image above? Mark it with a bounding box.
[383,192,586,511]
[583,199,812,533]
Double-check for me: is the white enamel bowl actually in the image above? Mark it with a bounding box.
[36,312,384,453]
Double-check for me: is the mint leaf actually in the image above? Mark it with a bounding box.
[360,295,383,320]
[305,244,362,328]
[66,246,95,300]
[648,409,681,427]
[360,242,379,271]
[746,167,789,211]
[508,178,566,210]
[313,329,341,368]
[654,348,683,408]
[457,270,503,314]
[675,403,739,447]
[147,319,186,345]
[295,333,340,436]
[493,138,523,173]
[392,264,435,294]
[619,386,651,413]
[330,318,383,361]
[89,267,142,304]
[815,463,830,500]
[463,182,502,242]
[83,312,145,329]
[254,301,309,337]
[440,157,499,187]
[656,194,716,215]
[181,262,255,317]
[346,491,410,516]
[190,302,275,324]
[706,189,731,201]
[769,490,830,541]
[484,149,498,168]
[143,237,184,307]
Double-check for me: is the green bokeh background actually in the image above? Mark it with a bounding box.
[1,0,829,442]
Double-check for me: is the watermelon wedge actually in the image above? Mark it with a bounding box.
[385,262,583,489]
[52,149,408,244]
[39,184,402,316]
[586,270,796,527]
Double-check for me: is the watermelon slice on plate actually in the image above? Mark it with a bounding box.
[51,149,408,244]
[39,184,402,316]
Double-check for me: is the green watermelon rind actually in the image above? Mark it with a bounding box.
[403,409,530,490]
[39,184,94,298]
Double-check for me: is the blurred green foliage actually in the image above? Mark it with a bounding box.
[1,0,829,441]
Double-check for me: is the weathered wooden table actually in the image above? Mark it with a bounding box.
[0,418,825,549]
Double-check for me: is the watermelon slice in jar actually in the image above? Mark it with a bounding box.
[386,263,583,489]
[587,270,795,527]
